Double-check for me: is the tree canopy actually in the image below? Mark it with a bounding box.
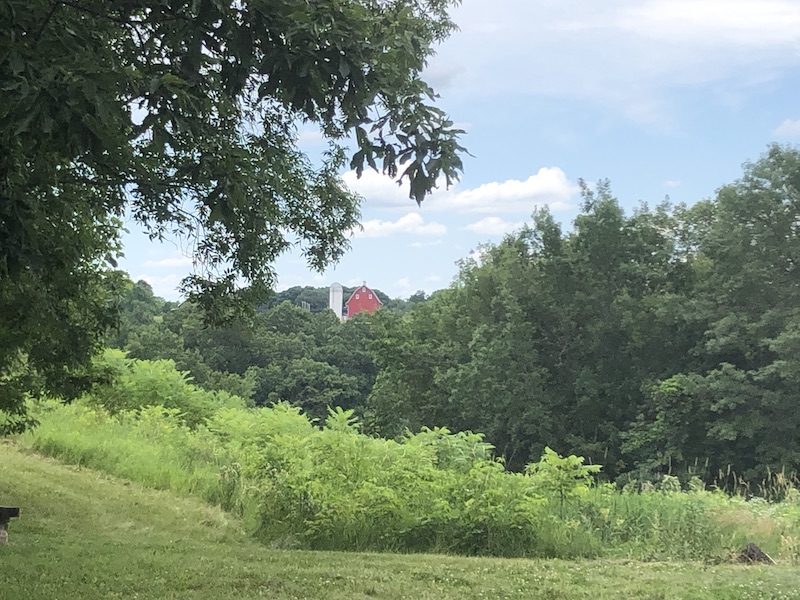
[368,146,800,481]
[0,0,464,428]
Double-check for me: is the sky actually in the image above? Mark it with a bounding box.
[122,0,800,301]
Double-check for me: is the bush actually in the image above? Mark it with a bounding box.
[87,349,247,427]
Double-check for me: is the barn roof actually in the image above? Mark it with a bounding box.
[345,284,382,306]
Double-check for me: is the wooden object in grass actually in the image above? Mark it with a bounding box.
[739,542,776,565]
[0,507,19,546]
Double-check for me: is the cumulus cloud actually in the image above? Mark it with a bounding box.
[773,119,800,139]
[441,168,575,213]
[344,167,576,215]
[464,217,525,236]
[423,62,466,91]
[353,213,447,238]
[342,170,410,208]
[392,276,436,298]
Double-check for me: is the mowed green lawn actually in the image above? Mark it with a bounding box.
[1,442,799,600]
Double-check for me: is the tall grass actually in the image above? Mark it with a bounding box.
[15,352,800,562]
[27,401,226,501]
[9,442,800,600]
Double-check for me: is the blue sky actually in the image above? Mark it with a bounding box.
[122,0,800,301]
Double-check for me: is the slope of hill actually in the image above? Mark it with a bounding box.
[1,442,799,600]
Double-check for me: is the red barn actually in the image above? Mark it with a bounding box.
[345,284,382,318]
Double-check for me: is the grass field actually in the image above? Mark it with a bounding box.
[1,441,799,600]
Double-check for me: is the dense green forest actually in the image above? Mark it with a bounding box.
[107,145,800,485]
[110,282,381,421]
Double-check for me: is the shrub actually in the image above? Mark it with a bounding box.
[87,349,247,427]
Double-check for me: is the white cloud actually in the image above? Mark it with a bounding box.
[344,167,576,215]
[423,61,465,91]
[426,0,800,127]
[342,170,410,208]
[773,118,800,139]
[393,276,430,298]
[134,253,196,299]
[442,168,574,213]
[664,180,682,188]
[615,1,800,47]
[353,213,447,239]
[464,217,525,236]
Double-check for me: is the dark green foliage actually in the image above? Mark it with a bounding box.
[367,146,800,482]
[627,146,800,479]
[3,0,464,297]
[254,357,361,421]
[367,189,698,473]
[107,280,175,349]
[261,286,333,312]
[111,284,380,421]
[0,0,464,425]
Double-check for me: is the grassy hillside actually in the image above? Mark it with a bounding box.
[1,443,800,599]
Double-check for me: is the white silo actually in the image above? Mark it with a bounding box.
[329,282,344,320]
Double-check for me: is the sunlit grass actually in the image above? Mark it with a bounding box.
[3,443,800,600]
